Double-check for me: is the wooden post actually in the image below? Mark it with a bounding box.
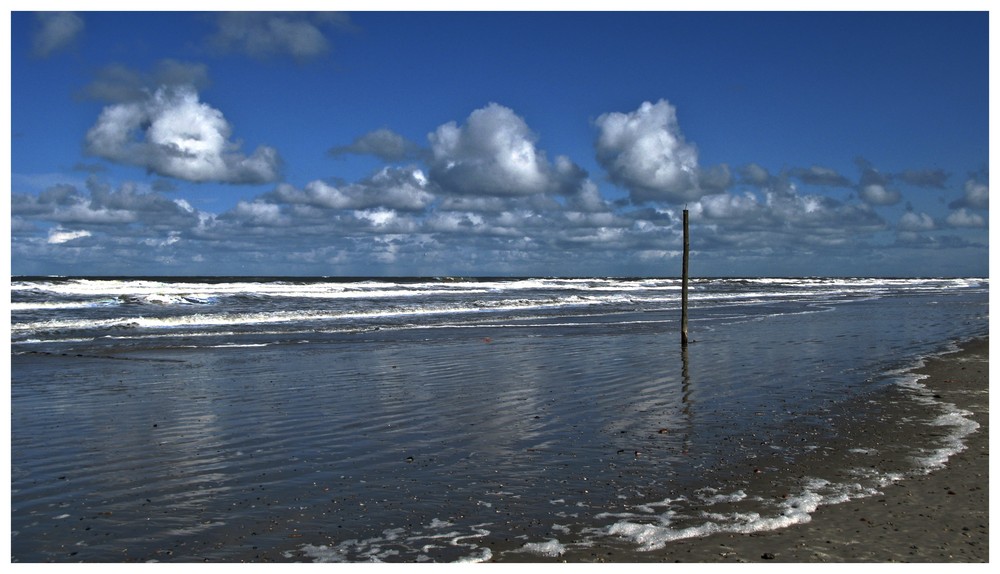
[681,209,689,346]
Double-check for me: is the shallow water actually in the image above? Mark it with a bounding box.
[9,277,989,561]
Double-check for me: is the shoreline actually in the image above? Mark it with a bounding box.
[565,336,990,563]
[10,334,988,563]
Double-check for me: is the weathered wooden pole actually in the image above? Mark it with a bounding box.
[681,209,690,346]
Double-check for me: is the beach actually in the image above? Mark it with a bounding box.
[10,277,989,563]
[541,337,990,562]
[10,335,989,563]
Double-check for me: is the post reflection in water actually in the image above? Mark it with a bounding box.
[680,344,694,455]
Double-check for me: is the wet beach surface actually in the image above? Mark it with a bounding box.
[10,332,988,563]
[543,337,990,562]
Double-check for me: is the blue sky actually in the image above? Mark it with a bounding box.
[7,6,991,277]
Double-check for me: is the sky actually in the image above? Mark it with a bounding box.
[6,4,992,277]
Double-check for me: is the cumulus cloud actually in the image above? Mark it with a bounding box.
[329,129,425,162]
[354,208,419,233]
[12,177,204,229]
[361,167,435,210]
[739,163,773,186]
[33,12,84,58]
[769,192,881,236]
[11,179,213,275]
[85,179,191,226]
[898,210,935,232]
[949,179,988,210]
[859,183,902,206]
[564,180,612,213]
[854,157,901,206]
[85,85,281,184]
[425,211,485,233]
[13,182,133,225]
[428,103,585,197]
[209,12,351,60]
[266,167,434,213]
[228,200,289,227]
[594,99,704,204]
[693,191,763,221]
[946,207,986,228]
[686,173,886,253]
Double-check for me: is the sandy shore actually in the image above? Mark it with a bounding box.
[590,337,990,563]
[10,334,988,563]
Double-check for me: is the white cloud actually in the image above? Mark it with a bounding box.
[950,179,988,210]
[695,191,762,220]
[12,179,216,256]
[230,200,288,226]
[564,180,610,213]
[267,167,434,212]
[174,198,196,213]
[143,231,181,248]
[946,207,986,228]
[594,99,702,203]
[269,182,349,210]
[898,211,935,232]
[33,12,84,58]
[85,86,281,184]
[54,204,137,224]
[426,211,484,233]
[859,183,902,206]
[683,179,886,254]
[428,103,584,197]
[47,227,92,244]
[355,208,401,228]
[364,167,436,211]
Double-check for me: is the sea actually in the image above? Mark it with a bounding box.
[9,276,990,562]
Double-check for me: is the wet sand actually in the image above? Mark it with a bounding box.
[563,337,990,563]
[10,336,988,563]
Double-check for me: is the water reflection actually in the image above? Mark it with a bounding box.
[680,344,693,456]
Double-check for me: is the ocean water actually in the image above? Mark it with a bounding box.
[9,276,989,562]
